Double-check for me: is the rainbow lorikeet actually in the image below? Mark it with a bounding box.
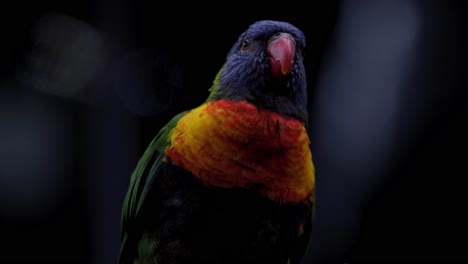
[120,20,315,264]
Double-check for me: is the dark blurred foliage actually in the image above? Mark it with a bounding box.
[0,0,467,263]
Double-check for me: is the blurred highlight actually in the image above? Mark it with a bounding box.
[112,48,183,116]
[0,82,73,219]
[18,13,110,99]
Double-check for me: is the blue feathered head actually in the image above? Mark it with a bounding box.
[209,20,308,122]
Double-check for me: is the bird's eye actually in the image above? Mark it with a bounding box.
[241,38,251,52]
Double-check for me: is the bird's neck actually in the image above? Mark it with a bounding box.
[165,99,315,204]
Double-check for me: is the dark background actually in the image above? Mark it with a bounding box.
[1,0,467,263]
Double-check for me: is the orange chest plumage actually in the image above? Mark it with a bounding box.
[165,99,315,204]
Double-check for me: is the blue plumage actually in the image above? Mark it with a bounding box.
[209,20,308,123]
[120,20,313,264]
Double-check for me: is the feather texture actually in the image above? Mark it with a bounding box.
[166,99,314,204]
[120,20,314,264]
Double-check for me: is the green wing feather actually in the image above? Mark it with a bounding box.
[120,111,186,261]
[120,66,222,261]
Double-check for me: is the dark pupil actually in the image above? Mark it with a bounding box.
[242,39,250,49]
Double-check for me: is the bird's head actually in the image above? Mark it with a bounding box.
[208,20,308,122]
